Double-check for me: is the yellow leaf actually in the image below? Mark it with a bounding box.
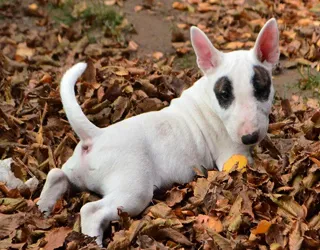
[251,220,272,235]
[115,69,129,76]
[28,3,38,10]
[270,243,283,250]
[223,155,248,173]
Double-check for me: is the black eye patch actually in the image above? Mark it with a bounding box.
[252,65,271,101]
[214,76,234,109]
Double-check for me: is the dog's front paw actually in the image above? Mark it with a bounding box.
[36,199,54,217]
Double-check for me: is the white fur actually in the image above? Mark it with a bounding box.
[37,18,279,245]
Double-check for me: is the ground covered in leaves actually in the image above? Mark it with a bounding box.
[0,0,319,249]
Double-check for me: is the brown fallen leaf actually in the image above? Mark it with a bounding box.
[281,99,293,117]
[40,73,53,84]
[225,41,244,50]
[111,96,129,123]
[43,227,72,250]
[289,220,303,250]
[83,58,96,84]
[15,43,35,61]
[104,0,116,5]
[0,213,26,239]
[134,5,143,12]
[152,51,164,60]
[207,229,232,250]
[194,214,223,233]
[155,228,192,246]
[166,187,187,207]
[172,2,188,10]
[114,69,129,76]
[128,40,139,51]
[148,202,173,219]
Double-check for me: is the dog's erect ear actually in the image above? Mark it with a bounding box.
[190,26,222,74]
[253,18,279,65]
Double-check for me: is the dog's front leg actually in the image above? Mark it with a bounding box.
[37,168,70,216]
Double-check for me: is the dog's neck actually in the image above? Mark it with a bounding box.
[165,76,247,169]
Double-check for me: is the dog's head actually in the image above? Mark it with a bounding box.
[190,18,279,145]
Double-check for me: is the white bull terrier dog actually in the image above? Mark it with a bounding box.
[37,18,279,245]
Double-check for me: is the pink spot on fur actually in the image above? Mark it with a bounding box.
[81,144,91,156]
[239,123,255,137]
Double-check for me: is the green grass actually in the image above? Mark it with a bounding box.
[48,0,123,31]
[297,66,320,96]
[173,52,197,70]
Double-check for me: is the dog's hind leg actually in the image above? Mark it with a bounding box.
[37,168,70,216]
[80,185,153,246]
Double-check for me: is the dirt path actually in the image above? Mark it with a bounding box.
[123,0,176,56]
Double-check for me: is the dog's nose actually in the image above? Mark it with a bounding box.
[241,131,259,145]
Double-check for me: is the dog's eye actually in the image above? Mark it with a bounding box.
[220,90,231,100]
[214,76,234,109]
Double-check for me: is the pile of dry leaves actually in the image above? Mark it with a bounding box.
[170,0,320,70]
[0,0,319,249]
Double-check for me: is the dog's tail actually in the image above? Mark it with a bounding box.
[60,62,100,141]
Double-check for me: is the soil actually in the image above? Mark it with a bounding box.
[272,67,314,98]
